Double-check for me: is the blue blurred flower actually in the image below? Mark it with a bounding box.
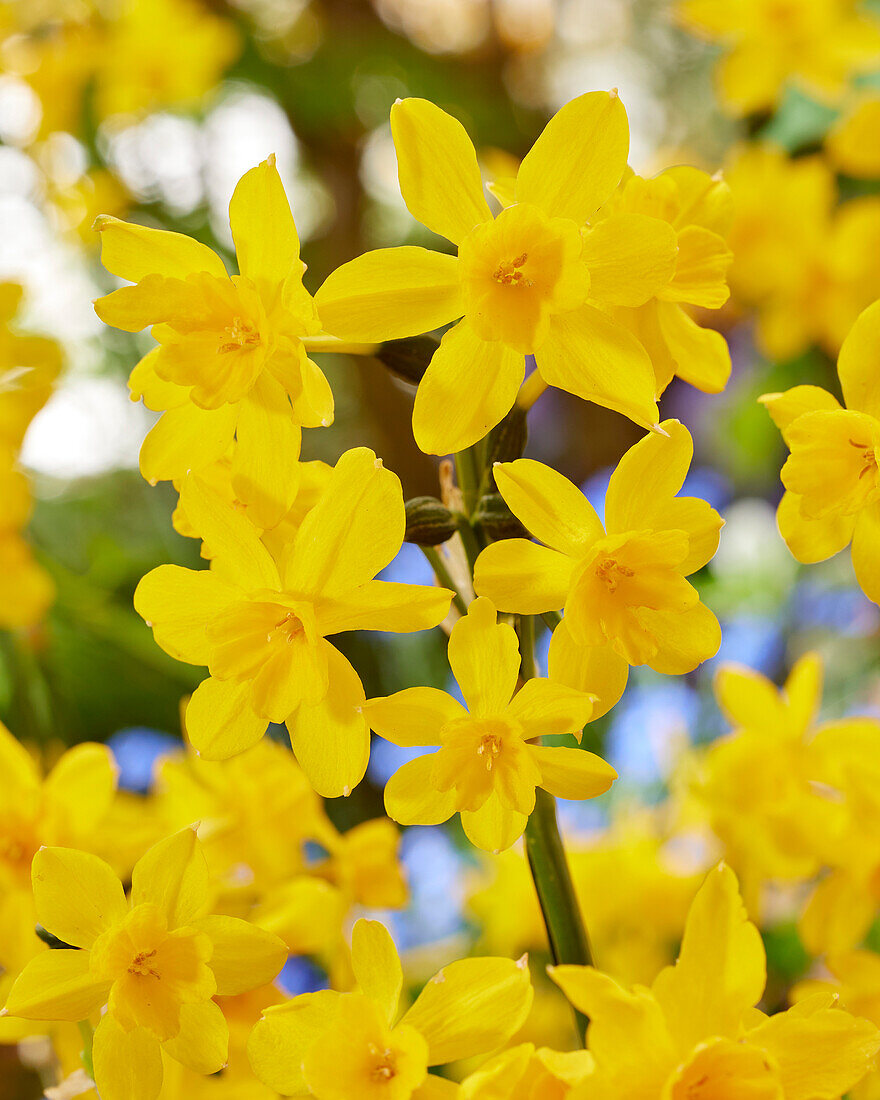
[277,956,329,996]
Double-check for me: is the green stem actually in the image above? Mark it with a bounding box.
[420,547,468,616]
[518,615,593,1046]
[455,513,483,575]
[78,1018,95,1080]
[453,446,481,517]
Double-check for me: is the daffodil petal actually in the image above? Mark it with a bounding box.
[448,597,519,716]
[652,864,765,1053]
[248,991,343,1095]
[94,214,227,282]
[760,386,841,445]
[315,247,463,342]
[713,664,788,733]
[506,678,594,739]
[162,1000,228,1074]
[231,373,302,529]
[285,447,404,597]
[185,677,268,760]
[315,580,452,635]
[134,565,239,666]
[748,1004,880,1100]
[655,301,732,394]
[851,502,880,604]
[363,686,466,747]
[799,872,875,956]
[784,652,822,736]
[550,965,674,1083]
[777,490,854,563]
[385,754,457,826]
[192,915,287,995]
[139,403,238,485]
[402,954,533,1064]
[351,919,402,1025]
[414,1075,462,1099]
[658,225,732,309]
[43,743,117,836]
[460,791,529,852]
[0,719,39,794]
[391,98,492,244]
[473,539,574,615]
[413,321,525,456]
[178,472,280,590]
[129,348,188,411]
[546,621,629,721]
[605,418,689,531]
[528,745,617,800]
[93,1015,164,1100]
[535,306,658,429]
[716,41,783,116]
[4,950,110,1021]
[286,644,369,798]
[515,91,628,223]
[643,601,721,675]
[32,847,127,949]
[583,213,677,307]
[229,156,301,286]
[493,459,603,556]
[131,826,208,927]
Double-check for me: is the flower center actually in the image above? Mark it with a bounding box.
[219,315,261,354]
[493,252,532,287]
[476,733,503,770]
[595,556,635,593]
[850,437,878,480]
[271,610,305,644]
[128,948,160,979]
[369,1045,398,1082]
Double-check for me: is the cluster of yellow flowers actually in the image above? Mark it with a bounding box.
[7,79,880,1099]
[0,284,61,630]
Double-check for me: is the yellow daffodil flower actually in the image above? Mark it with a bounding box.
[316,93,678,455]
[134,447,452,795]
[762,299,880,603]
[551,863,880,1098]
[95,157,329,528]
[676,0,880,116]
[0,723,117,894]
[365,597,616,852]
[600,166,733,396]
[460,1043,592,1100]
[728,145,880,359]
[248,917,533,1099]
[474,421,722,704]
[687,654,877,913]
[827,95,880,178]
[3,827,288,1100]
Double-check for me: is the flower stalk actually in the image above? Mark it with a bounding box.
[518,614,593,1046]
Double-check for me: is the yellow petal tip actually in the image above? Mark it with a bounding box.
[343,785,352,797]
[609,87,619,98]
[650,422,670,438]
[92,215,111,232]
[516,953,529,970]
[266,152,276,167]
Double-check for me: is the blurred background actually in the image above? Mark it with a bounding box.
[4,0,880,1094]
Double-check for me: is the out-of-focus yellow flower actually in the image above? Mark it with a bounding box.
[728,145,880,359]
[316,93,678,455]
[762,299,880,603]
[134,448,452,795]
[552,863,880,1098]
[0,282,62,449]
[0,724,117,894]
[474,421,722,703]
[460,1043,592,1099]
[686,654,875,912]
[676,0,880,116]
[827,95,880,178]
[600,166,733,396]
[4,828,288,1100]
[248,917,533,1098]
[48,168,130,246]
[6,0,239,139]
[92,0,240,121]
[469,816,700,988]
[96,157,328,528]
[366,597,615,852]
